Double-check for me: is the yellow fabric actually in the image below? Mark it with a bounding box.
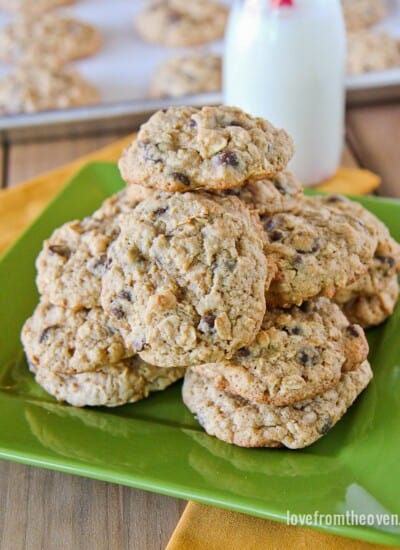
[166,503,395,550]
[0,136,385,548]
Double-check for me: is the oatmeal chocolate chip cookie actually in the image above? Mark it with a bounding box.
[338,275,399,328]
[263,196,378,307]
[347,31,400,75]
[0,14,101,65]
[134,0,228,47]
[192,298,368,407]
[218,169,304,216]
[36,186,147,309]
[312,194,400,326]
[150,54,221,99]
[21,301,130,375]
[119,106,294,192]
[101,192,268,367]
[341,0,387,31]
[29,355,184,408]
[0,64,98,115]
[182,360,373,449]
[0,0,74,13]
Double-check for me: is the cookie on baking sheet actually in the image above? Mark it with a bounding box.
[347,31,400,75]
[101,192,268,367]
[0,14,101,65]
[150,54,222,99]
[0,64,98,115]
[134,0,228,47]
[0,0,74,13]
[36,186,147,310]
[29,355,184,408]
[191,297,368,407]
[263,195,378,307]
[341,0,387,31]
[219,169,304,216]
[21,301,130,375]
[182,360,373,449]
[119,106,294,192]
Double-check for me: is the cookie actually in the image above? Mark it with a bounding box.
[347,31,400,75]
[341,0,387,31]
[218,170,304,216]
[36,186,147,309]
[182,360,373,449]
[0,0,74,13]
[150,54,222,99]
[0,13,101,65]
[0,64,98,115]
[134,0,228,47]
[21,301,130,375]
[119,106,294,192]
[329,196,400,326]
[29,355,184,408]
[338,275,399,328]
[101,192,268,367]
[191,297,368,406]
[263,195,378,307]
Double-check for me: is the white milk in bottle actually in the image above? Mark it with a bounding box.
[224,0,346,185]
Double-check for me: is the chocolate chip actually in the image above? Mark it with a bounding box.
[236,347,250,358]
[171,172,190,187]
[326,195,344,203]
[293,255,303,265]
[228,121,243,127]
[153,207,168,216]
[270,230,284,242]
[283,325,302,336]
[118,290,132,302]
[296,238,320,254]
[347,325,360,337]
[300,301,312,313]
[273,180,288,195]
[166,10,182,23]
[224,188,240,196]
[263,218,275,232]
[225,259,237,272]
[189,117,197,128]
[376,255,395,268]
[215,150,239,167]
[319,416,333,435]
[92,255,107,270]
[49,245,71,258]
[202,314,216,329]
[111,307,125,320]
[39,325,59,344]
[296,347,320,367]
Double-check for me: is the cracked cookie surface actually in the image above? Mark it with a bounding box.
[263,195,378,307]
[101,192,268,367]
[182,360,373,449]
[36,185,149,309]
[191,297,368,406]
[119,106,294,192]
[134,0,228,47]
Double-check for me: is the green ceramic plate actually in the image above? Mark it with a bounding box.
[1,162,400,546]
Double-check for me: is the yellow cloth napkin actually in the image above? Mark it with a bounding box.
[0,136,384,550]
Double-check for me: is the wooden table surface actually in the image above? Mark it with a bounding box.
[1,103,400,550]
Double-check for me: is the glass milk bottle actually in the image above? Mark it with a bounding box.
[224,0,346,186]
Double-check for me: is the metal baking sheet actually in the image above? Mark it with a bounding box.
[0,0,399,141]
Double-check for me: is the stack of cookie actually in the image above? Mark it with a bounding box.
[0,0,101,114]
[22,105,400,450]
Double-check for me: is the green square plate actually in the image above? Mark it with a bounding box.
[1,162,400,546]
